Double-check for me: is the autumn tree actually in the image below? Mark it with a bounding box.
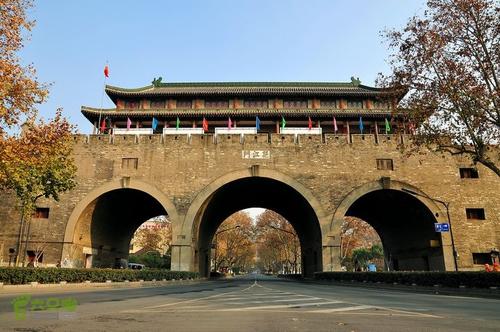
[131,216,172,254]
[213,212,255,273]
[340,217,382,264]
[0,0,77,265]
[255,210,301,274]
[0,0,48,128]
[379,0,499,176]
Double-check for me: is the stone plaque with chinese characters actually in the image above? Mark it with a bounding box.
[241,150,271,159]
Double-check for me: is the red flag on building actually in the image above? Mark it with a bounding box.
[228,117,232,129]
[104,65,109,78]
[202,117,208,132]
[308,117,312,130]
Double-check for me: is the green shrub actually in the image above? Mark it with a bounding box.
[314,271,500,288]
[0,267,198,285]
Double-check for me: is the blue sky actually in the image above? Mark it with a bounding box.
[21,0,425,133]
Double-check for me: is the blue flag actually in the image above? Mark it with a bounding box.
[359,116,364,134]
[152,117,158,130]
[256,116,261,131]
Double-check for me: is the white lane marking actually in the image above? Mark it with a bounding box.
[229,298,322,305]
[256,281,443,318]
[139,283,257,310]
[221,301,342,311]
[309,305,373,313]
[375,306,442,318]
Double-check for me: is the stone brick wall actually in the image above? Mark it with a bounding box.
[0,133,498,271]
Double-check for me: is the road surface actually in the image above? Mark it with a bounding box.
[0,274,498,331]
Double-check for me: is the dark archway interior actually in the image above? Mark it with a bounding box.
[90,189,166,267]
[346,189,444,271]
[196,177,322,277]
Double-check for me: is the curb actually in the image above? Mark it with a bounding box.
[278,277,500,300]
[0,278,199,294]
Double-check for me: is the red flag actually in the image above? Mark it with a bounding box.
[228,117,232,129]
[202,117,208,132]
[308,117,312,130]
[104,65,109,78]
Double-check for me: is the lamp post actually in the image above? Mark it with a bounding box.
[212,225,240,272]
[401,188,458,272]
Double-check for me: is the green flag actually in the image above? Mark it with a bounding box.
[281,116,286,129]
[176,117,180,129]
[384,118,391,134]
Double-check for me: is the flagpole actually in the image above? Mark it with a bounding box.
[98,61,108,134]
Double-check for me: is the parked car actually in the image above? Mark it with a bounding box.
[128,263,146,270]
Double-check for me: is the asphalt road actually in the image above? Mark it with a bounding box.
[0,274,499,331]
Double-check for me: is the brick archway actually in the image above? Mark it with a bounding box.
[326,179,455,271]
[61,179,178,268]
[176,168,329,277]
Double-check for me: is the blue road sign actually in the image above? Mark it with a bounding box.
[434,223,450,232]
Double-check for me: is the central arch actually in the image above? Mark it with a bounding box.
[185,169,325,277]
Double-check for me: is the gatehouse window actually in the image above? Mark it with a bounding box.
[151,100,165,109]
[376,159,394,171]
[122,158,138,170]
[472,253,491,265]
[466,208,485,220]
[124,100,139,109]
[459,168,479,178]
[320,100,338,108]
[176,99,192,108]
[283,99,307,108]
[205,100,229,109]
[347,99,363,108]
[373,100,388,109]
[33,207,49,219]
[244,99,268,108]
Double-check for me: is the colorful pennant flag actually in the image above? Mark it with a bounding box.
[228,117,232,129]
[308,117,312,130]
[104,65,109,78]
[152,117,158,130]
[385,118,391,134]
[359,116,364,134]
[281,116,286,129]
[176,117,180,129]
[256,116,261,131]
[202,117,208,132]
[126,117,132,130]
[333,116,338,133]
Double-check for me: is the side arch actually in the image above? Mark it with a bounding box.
[328,178,455,271]
[329,179,447,233]
[63,179,179,244]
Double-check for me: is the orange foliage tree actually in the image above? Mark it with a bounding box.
[0,0,77,265]
[213,212,255,273]
[255,210,300,274]
[340,217,383,270]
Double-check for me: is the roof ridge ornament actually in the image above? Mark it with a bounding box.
[350,76,361,86]
[152,77,163,87]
